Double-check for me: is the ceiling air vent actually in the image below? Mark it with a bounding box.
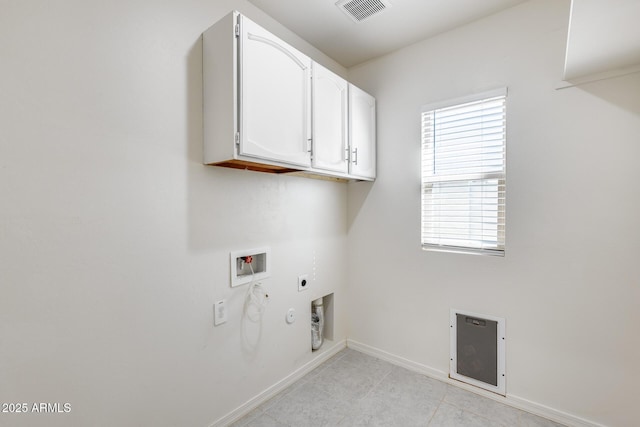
[336,0,392,23]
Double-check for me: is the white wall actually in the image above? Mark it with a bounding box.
[4,0,639,426]
[0,1,348,426]
[347,1,640,426]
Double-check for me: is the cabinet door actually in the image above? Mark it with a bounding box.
[312,63,349,174]
[349,84,376,179]
[239,16,312,167]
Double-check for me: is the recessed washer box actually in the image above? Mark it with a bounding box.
[230,247,270,287]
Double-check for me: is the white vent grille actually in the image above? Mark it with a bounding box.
[336,0,391,23]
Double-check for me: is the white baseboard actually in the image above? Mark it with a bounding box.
[346,339,450,382]
[346,339,605,427]
[211,339,347,427]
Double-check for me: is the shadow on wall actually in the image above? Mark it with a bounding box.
[184,36,291,253]
[185,38,203,172]
[183,36,349,254]
[347,181,374,231]
[571,71,640,117]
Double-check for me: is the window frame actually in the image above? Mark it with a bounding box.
[420,88,507,256]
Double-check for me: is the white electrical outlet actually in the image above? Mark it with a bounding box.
[214,299,228,326]
[298,274,309,292]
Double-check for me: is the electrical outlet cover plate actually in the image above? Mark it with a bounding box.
[298,274,309,292]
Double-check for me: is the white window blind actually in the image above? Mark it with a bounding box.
[421,89,506,256]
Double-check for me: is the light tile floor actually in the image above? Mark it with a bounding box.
[230,348,566,427]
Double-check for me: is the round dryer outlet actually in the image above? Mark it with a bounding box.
[286,308,296,324]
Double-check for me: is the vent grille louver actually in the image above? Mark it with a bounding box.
[336,0,392,23]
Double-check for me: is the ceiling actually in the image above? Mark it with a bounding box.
[247,0,527,68]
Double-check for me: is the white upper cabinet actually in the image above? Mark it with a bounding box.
[203,11,375,180]
[311,62,349,174]
[349,84,376,180]
[239,15,311,168]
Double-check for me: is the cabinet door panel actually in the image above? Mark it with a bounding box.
[312,63,348,173]
[349,84,376,179]
[240,16,311,167]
